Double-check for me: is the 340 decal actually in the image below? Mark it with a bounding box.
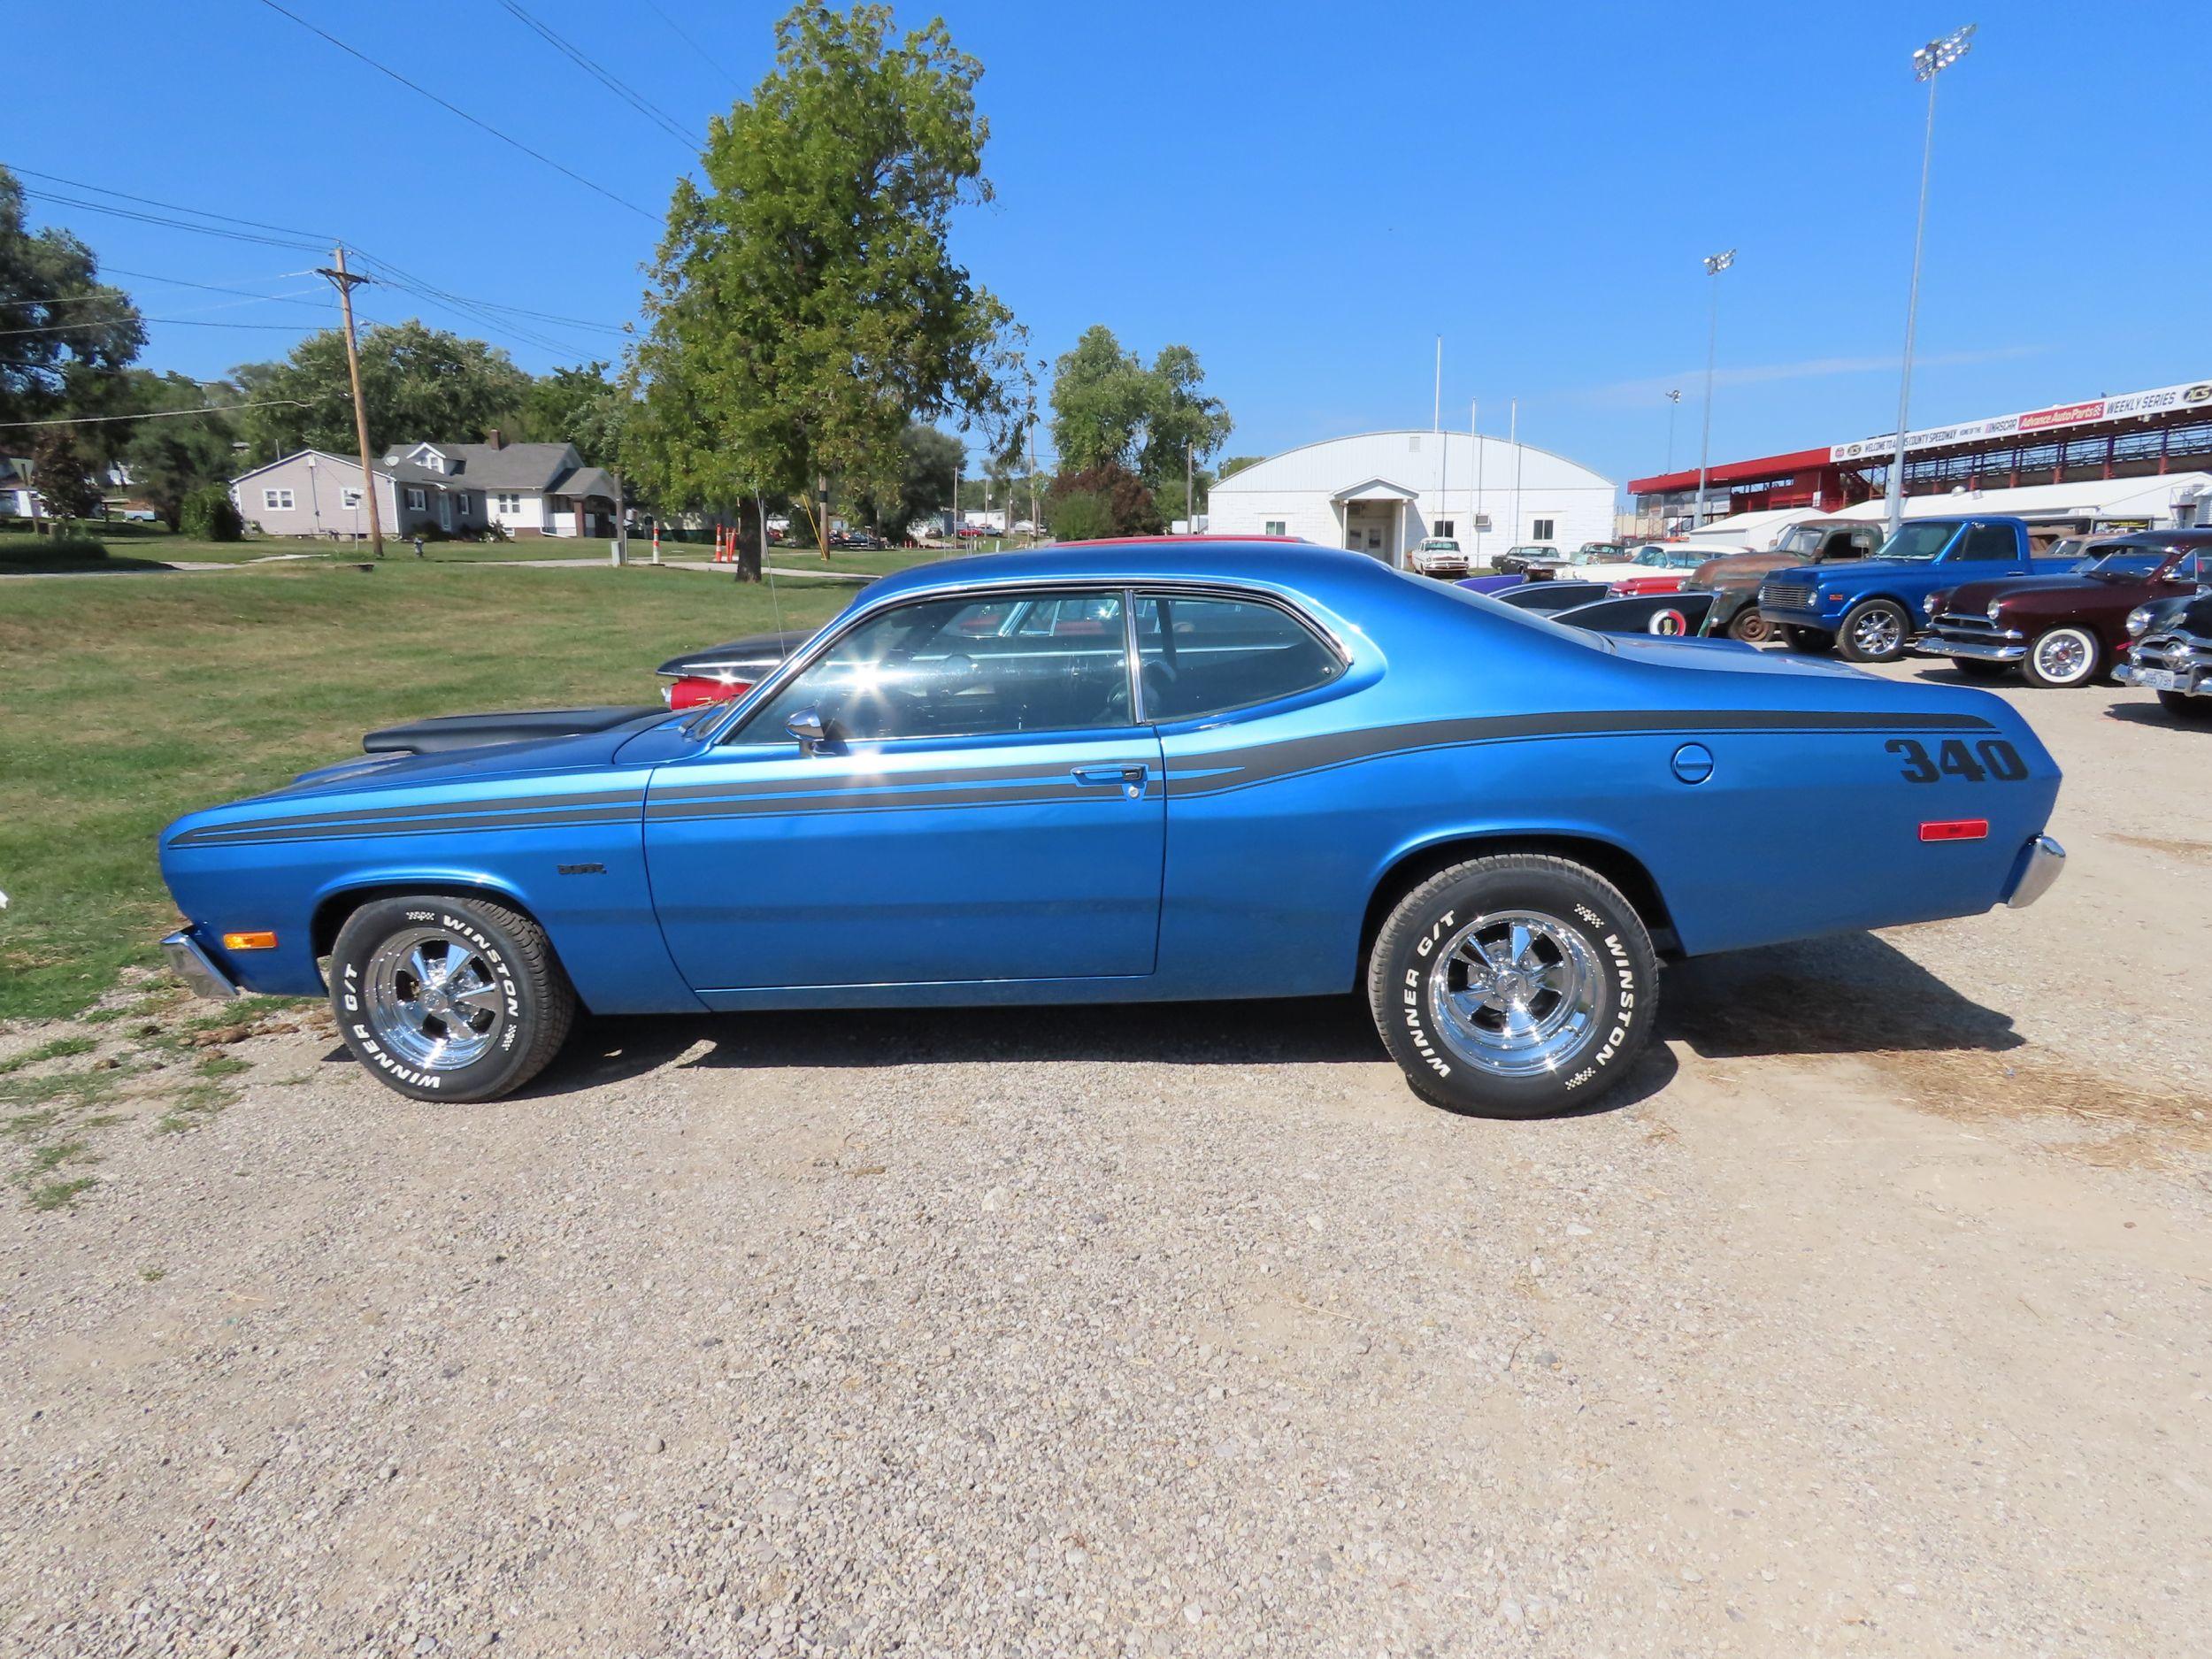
[1886,736,2029,784]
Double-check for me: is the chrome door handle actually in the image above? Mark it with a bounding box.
[1072,764,1149,797]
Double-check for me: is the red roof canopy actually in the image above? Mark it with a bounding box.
[1626,447,1837,496]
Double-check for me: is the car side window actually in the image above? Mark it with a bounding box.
[748,591,1131,743]
[1133,593,1343,722]
[1960,523,2018,561]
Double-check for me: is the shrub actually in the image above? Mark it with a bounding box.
[1046,490,1115,542]
[0,533,106,564]
[178,485,243,541]
[1048,463,1160,537]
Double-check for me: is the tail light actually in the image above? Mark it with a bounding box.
[667,675,751,710]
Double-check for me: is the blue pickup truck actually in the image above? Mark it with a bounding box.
[1757,517,2077,663]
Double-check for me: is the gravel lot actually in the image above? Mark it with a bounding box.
[4,664,2209,1658]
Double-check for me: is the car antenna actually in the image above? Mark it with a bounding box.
[757,488,785,635]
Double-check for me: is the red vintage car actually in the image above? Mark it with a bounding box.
[1911,531,2212,687]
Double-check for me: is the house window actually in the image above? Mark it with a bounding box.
[1263,519,1286,536]
[1531,517,1555,541]
[495,493,521,514]
[1432,519,1455,538]
[406,488,426,511]
[451,494,468,518]
[341,488,361,509]
[262,488,294,510]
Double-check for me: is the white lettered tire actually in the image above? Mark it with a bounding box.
[328,894,575,1102]
[1367,854,1660,1118]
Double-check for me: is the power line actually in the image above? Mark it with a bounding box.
[0,398,309,430]
[496,0,695,146]
[7,166,335,245]
[252,0,659,222]
[639,0,742,87]
[19,188,329,253]
[0,316,327,338]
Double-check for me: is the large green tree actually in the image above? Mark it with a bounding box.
[1048,326,1233,488]
[232,320,532,464]
[626,4,1024,577]
[517,361,630,467]
[0,167,144,431]
[119,372,242,528]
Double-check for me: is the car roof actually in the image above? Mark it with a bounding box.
[858,538,1399,607]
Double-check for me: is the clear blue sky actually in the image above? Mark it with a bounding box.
[12,1,2203,489]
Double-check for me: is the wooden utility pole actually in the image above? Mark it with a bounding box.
[316,246,384,560]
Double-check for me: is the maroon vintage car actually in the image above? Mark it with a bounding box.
[1912,530,2212,687]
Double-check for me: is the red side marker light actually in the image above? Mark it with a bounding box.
[1919,819,1988,842]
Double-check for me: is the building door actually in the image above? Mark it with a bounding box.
[436,492,452,533]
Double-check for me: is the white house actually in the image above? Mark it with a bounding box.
[1206,429,1617,566]
[229,430,621,540]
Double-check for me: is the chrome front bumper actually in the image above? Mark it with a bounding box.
[2006,835,2066,910]
[162,928,239,1000]
[1914,634,2026,664]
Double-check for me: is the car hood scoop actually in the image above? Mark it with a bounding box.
[361,705,667,757]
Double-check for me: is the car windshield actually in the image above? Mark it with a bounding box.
[1873,522,1956,563]
[1423,539,1459,551]
[2082,550,2168,579]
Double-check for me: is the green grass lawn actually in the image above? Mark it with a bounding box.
[0,562,863,1022]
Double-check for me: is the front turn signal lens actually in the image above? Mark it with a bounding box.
[221,931,279,951]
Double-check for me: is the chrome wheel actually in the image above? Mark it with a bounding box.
[1848,606,1903,657]
[364,926,506,1071]
[1425,910,1603,1078]
[2031,627,2093,685]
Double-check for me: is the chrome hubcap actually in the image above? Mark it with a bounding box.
[1426,910,1603,1078]
[2035,631,2089,681]
[365,927,505,1071]
[1851,609,1902,656]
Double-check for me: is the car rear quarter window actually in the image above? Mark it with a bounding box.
[1133,594,1342,722]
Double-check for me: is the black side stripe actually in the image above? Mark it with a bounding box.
[172,786,645,845]
[175,805,641,848]
[1158,708,1997,797]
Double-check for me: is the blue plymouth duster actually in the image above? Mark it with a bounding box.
[158,541,2065,1118]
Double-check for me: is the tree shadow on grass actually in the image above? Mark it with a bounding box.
[1659,931,2024,1060]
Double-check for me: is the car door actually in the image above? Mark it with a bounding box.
[642,588,1164,992]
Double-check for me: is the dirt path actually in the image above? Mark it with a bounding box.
[3,666,2207,1658]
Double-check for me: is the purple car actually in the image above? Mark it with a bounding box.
[1456,572,1527,596]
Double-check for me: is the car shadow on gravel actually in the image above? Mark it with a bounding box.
[1661,931,2024,1060]
[509,995,1674,1119]
[2102,700,2208,733]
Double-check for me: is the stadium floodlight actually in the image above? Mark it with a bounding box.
[1914,23,1975,81]
[1693,250,1737,526]
[1886,25,1977,534]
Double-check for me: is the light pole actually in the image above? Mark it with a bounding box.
[1885,22,1976,535]
[1664,388,1682,473]
[1693,250,1735,528]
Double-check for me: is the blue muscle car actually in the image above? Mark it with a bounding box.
[157,541,2067,1118]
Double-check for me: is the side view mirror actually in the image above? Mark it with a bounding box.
[786,707,829,757]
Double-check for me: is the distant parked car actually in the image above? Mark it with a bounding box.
[1408,536,1470,578]
[657,629,811,709]
[1493,544,1559,576]
[1913,531,2212,687]
[2115,587,2212,718]
[1606,543,1713,596]
[1690,519,1885,643]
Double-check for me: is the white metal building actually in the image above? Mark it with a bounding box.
[1205,429,1617,566]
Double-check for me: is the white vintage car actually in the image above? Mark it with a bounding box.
[1406,537,1470,577]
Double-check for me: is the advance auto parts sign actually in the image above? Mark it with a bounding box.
[1830,379,2212,464]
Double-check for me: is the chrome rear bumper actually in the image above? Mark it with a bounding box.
[1915,634,2026,664]
[2006,835,2066,910]
[162,928,239,1000]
